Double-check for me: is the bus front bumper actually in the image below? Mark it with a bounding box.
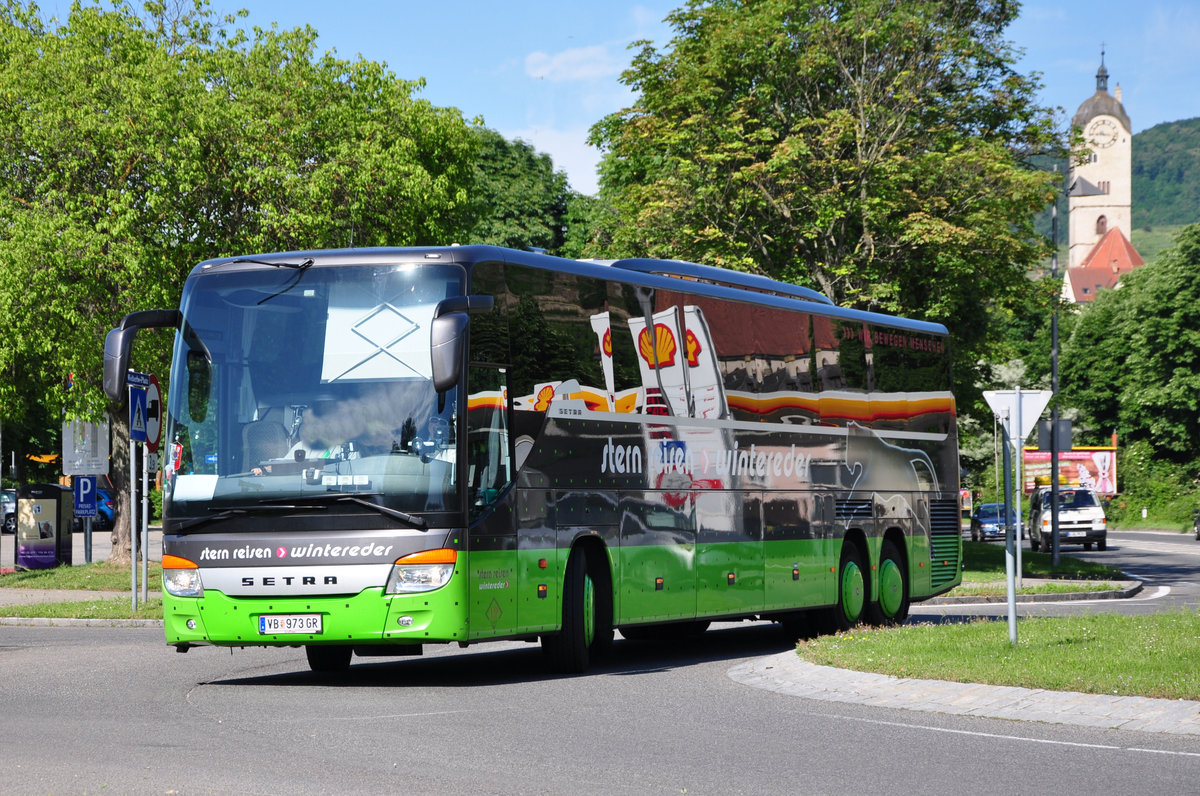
[164,581,468,649]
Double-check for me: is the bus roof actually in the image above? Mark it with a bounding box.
[189,245,948,337]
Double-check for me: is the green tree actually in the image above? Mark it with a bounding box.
[1061,223,1200,465]
[0,0,478,562]
[466,128,570,252]
[589,0,1062,402]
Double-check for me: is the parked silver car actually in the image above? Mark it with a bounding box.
[1,488,14,534]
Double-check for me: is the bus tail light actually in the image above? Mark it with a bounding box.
[386,549,457,594]
[162,554,204,598]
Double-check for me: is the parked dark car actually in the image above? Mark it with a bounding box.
[969,502,1014,542]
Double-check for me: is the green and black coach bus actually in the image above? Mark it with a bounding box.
[103,245,961,674]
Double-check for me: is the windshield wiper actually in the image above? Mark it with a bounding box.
[227,257,315,270]
[174,508,247,532]
[260,493,428,530]
[173,502,327,532]
[219,257,316,305]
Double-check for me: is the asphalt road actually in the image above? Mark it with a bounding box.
[2,530,1199,794]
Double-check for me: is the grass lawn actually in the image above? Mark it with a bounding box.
[0,561,164,620]
[794,541,1191,701]
[797,611,1200,701]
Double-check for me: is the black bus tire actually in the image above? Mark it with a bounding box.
[543,548,606,673]
[305,644,352,674]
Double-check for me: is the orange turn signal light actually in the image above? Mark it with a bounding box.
[394,548,457,565]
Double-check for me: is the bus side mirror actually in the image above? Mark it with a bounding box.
[430,295,494,395]
[103,326,135,403]
[430,312,469,394]
[102,309,182,404]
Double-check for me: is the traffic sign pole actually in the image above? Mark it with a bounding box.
[999,413,1017,646]
[130,436,137,611]
[126,371,156,609]
[142,445,149,604]
[983,389,1052,648]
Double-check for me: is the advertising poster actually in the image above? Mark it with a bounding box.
[16,497,59,569]
[1022,447,1117,496]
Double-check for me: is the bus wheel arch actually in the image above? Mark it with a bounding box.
[866,531,910,626]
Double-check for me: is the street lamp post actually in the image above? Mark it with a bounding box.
[1050,171,1062,566]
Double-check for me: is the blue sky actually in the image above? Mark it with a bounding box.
[217,2,1200,195]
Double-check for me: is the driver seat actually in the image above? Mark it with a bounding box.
[243,418,290,471]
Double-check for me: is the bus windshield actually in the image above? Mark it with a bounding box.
[162,260,465,523]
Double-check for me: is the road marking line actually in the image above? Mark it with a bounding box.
[818,713,1200,758]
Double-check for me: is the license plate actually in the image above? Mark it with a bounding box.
[259,614,322,634]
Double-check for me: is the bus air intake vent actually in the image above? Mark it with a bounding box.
[928,499,961,589]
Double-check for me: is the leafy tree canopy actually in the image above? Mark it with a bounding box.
[466,127,570,253]
[1061,223,1200,466]
[0,0,478,427]
[588,0,1064,404]
[0,0,480,550]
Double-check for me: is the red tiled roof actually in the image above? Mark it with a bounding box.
[1065,226,1145,302]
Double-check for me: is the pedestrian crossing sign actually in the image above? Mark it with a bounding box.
[129,385,148,443]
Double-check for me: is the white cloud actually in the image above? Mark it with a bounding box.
[525,45,624,83]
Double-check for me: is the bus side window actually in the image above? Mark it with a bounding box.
[467,365,513,518]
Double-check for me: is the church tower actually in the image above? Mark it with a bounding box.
[1067,51,1132,271]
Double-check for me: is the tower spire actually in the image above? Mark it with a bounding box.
[1096,44,1108,92]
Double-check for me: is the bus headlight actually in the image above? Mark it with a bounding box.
[385,549,457,594]
[162,554,204,597]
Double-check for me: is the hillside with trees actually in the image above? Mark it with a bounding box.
[1132,117,1200,229]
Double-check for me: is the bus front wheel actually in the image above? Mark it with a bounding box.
[305,644,352,674]
[543,548,611,674]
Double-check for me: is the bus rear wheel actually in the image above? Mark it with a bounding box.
[305,644,352,674]
[866,539,909,626]
[543,547,611,673]
[819,543,867,633]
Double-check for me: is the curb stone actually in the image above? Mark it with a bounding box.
[728,651,1200,736]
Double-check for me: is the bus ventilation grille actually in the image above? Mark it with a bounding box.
[835,500,873,524]
[928,499,961,590]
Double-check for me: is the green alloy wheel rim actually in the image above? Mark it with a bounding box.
[582,573,596,647]
[878,557,904,618]
[841,559,865,623]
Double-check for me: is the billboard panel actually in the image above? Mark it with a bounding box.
[1022,446,1117,496]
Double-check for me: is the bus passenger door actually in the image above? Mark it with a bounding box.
[466,366,518,641]
[617,494,696,625]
